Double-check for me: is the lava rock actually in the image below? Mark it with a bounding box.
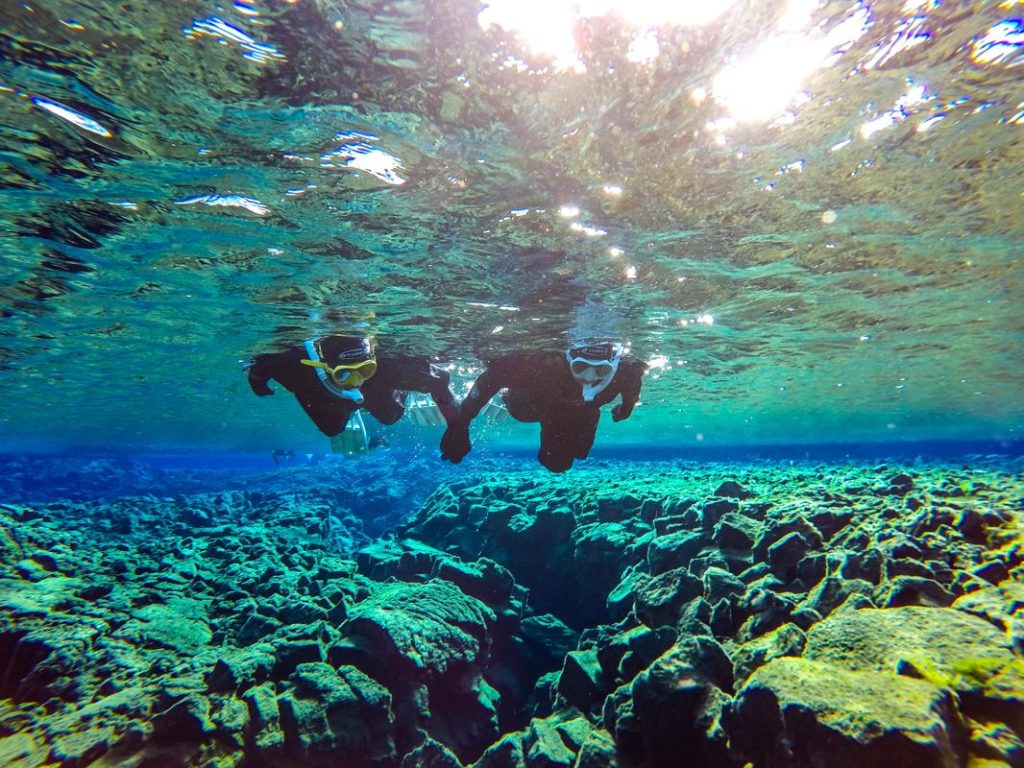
[726,657,965,768]
[278,663,395,766]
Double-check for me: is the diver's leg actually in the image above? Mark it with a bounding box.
[537,409,600,472]
[570,407,601,459]
[538,418,577,472]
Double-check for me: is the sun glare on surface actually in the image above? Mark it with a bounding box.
[711,2,871,122]
[479,0,737,69]
[480,0,875,125]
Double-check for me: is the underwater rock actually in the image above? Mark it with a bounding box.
[2,460,1021,768]
[700,499,739,530]
[877,575,955,607]
[633,566,703,627]
[243,681,286,753]
[952,581,1024,646]
[804,607,1016,682]
[726,656,965,768]
[573,727,622,768]
[712,513,759,551]
[343,579,495,679]
[571,523,644,625]
[401,736,464,768]
[805,606,1024,730]
[207,646,275,692]
[794,576,875,619]
[730,621,806,683]
[646,529,707,575]
[628,640,737,768]
[278,662,396,766]
[556,648,605,712]
[595,624,677,688]
[519,613,579,673]
[713,480,754,500]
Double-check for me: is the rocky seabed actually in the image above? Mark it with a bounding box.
[1,458,1023,768]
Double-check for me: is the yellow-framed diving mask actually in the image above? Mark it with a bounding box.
[301,336,378,390]
[301,357,378,388]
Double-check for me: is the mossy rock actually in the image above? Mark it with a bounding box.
[726,656,965,768]
[805,607,1016,695]
[343,579,495,678]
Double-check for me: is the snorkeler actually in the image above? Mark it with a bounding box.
[440,340,647,472]
[246,335,461,438]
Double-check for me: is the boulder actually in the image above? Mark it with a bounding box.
[629,641,737,768]
[731,622,806,683]
[726,657,964,768]
[646,530,707,575]
[342,579,495,680]
[278,663,395,766]
[805,606,1024,727]
[634,567,703,627]
[712,513,759,551]
[713,481,753,500]
[557,649,605,712]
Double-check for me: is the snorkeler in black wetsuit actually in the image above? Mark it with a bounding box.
[441,341,647,472]
[246,335,460,437]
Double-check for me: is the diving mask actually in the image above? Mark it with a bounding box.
[566,342,622,401]
[301,358,378,388]
[301,337,378,389]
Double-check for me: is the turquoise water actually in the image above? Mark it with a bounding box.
[2,4,1024,767]
[0,0,1021,454]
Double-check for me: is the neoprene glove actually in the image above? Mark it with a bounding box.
[611,402,632,422]
[248,369,274,397]
[440,423,471,464]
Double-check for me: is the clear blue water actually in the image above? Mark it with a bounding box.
[0,0,1021,456]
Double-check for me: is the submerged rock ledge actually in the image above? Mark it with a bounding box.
[1,458,1022,768]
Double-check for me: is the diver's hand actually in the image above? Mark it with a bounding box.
[611,402,632,422]
[248,372,274,397]
[440,423,471,464]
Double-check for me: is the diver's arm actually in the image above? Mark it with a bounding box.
[611,359,647,422]
[425,367,461,427]
[459,366,505,424]
[439,363,506,464]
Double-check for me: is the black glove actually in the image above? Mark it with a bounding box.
[611,402,632,422]
[440,423,471,464]
[248,369,274,397]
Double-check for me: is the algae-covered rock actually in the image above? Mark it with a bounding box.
[557,648,605,711]
[804,607,1016,685]
[207,646,274,692]
[402,736,464,768]
[805,606,1024,731]
[595,624,676,686]
[278,662,395,765]
[243,681,285,753]
[629,639,737,768]
[953,581,1024,642]
[519,613,579,671]
[574,728,622,768]
[646,530,706,575]
[730,621,806,683]
[634,567,703,627]
[726,656,965,768]
[343,579,496,679]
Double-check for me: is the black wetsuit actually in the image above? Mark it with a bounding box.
[247,341,459,437]
[443,351,647,472]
